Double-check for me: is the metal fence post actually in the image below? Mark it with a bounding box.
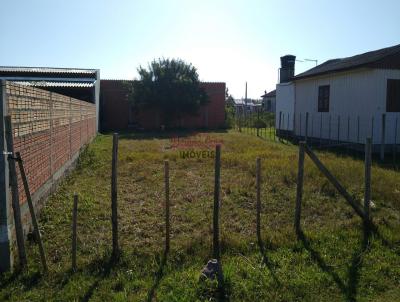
[394,117,398,167]
[299,113,302,139]
[319,113,323,146]
[364,138,372,227]
[305,112,309,143]
[380,113,386,161]
[311,113,314,139]
[278,111,282,139]
[371,116,374,143]
[328,115,332,144]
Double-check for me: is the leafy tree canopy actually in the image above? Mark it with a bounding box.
[128,58,208,125]
[225,87,235,107]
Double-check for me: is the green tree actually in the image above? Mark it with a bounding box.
[225,87,235,107]
[128,58,208,126]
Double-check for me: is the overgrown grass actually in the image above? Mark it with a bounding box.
[1,130,399,301]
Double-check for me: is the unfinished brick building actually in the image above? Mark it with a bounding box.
[0,67,99,271]
[100,80,226,131]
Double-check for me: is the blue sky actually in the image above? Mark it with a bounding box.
[1,0,399,98]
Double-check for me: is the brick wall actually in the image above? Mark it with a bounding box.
[100,80,226,131]
[2,82,96,263]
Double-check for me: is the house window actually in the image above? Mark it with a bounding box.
[318,85,330,112]
[387,79,400,112]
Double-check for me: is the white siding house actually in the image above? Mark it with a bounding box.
[275,44,400,148]
[261,90,276,112]
[276,83,295,131]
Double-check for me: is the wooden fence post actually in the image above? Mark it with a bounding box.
[295,142,305,234]
[213,144,221,260]
[380,114,386,161]
[304,145,366,220]
[164,160,170,253]
[4,116,27,269]
[364,138,372,226]
[111,133,119,259]
[256,158,261,242]
[16,152,47,273]
[72,193,78,272]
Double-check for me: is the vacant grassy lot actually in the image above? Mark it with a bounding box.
[1,130,399,301]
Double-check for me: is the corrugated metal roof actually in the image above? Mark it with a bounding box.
[0,66,97,74]
[295,43,400,80]
[11,81,94,88]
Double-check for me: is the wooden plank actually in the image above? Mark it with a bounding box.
[4,116,27,269]
[304,144,366,221]
[72,193,78,272]
[295,142,305,233]
[111,133,119,259]
[213,144,221,260]
[164,160,170,253]
[16,152,47,273]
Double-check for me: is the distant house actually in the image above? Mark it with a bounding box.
[233,99,262,115]
[275,44,400,149]
[261,90,276,112]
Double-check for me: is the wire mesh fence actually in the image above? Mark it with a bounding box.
[233,109,400,168]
